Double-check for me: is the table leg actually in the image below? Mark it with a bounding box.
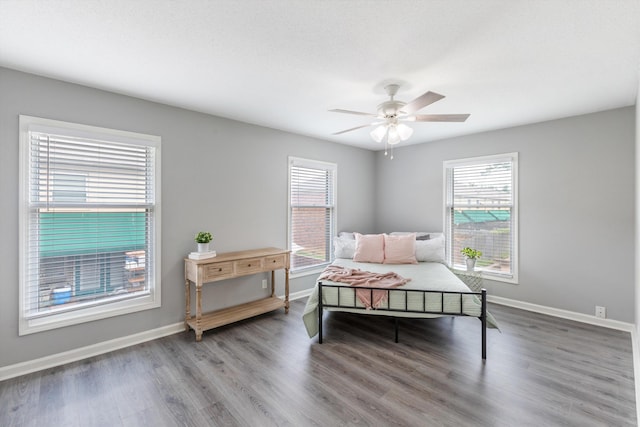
[271,270,275,297]
[184,278,191,332]
[284,267,290,313]
[196,284,202,341]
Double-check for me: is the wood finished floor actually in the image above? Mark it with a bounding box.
[0,301,636,427]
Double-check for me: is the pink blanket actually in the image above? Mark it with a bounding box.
[318,265,410,309]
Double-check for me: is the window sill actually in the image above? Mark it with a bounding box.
[450,263,518,285]
[19,291,160,335]
[472,272,518,285]
[485,274,518,285]
[290,265,327,280]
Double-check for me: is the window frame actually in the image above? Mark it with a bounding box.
[287,156,337,277]
[443,152,518,284]
[18,115,162,335]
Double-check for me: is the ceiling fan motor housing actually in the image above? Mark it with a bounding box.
[378,84,405,119]
[378,100,406,119]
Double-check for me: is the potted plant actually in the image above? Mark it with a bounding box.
[461,247,482,271]
[195,231,213,253]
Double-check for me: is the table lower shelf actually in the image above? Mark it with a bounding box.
[186,296,285,339]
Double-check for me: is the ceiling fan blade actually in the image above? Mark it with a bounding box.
[332,123,375,135]
[401,91,445,115]
[410,114,470,122]
[329,108,377,117]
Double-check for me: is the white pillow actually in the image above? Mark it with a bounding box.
[390,231,430,235]
[415,235,445,263]
[334,237,356,258]
[390,231,439,240]
[338,231,355,240]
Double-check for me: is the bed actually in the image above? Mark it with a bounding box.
[301,232,499,359]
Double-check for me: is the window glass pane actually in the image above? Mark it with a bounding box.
[290,207,331,269]
[450,208,512,274]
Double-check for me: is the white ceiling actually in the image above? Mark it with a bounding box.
[1,0,639,150]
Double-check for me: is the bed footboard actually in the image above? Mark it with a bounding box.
[317,281,488,359]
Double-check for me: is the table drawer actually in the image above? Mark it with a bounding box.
[204,262,234,281]
[235,257,264,275]
[265,254,286,270]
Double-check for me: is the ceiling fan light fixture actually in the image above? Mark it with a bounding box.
[370,124,387,143]
[397,123,413,141]
[387,125,401,145]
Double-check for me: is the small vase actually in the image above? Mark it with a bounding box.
[465,258,476,271]
[197,242,210,253]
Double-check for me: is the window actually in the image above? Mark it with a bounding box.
[444,153,518,283]
[288,157,336,273]
[19,115,161,334]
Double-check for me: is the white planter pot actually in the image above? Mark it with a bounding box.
[465,258,476,271]
[197,242,210,253]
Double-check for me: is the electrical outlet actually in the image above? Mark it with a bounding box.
[261,279,268,289]
[595,306,606,319]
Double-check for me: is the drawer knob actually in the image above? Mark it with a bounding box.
[248,264,251,267]
[218,268,222,272]
[272,260,276,263]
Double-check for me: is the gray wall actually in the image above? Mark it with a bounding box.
[0,68,376,367]
[375,107,636,322]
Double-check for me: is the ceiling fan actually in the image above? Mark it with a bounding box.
[330,84,470,158]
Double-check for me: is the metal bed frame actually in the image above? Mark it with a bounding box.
[317,282,488,359]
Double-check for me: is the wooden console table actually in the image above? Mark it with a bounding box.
[184,247,290,341]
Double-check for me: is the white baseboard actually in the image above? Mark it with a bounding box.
[286,288,313,302]
[487,295,635,332]
[0,322,184,382]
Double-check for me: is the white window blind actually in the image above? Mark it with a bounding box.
[288,157,336,272]
[19,116,161,334]
[444,153,518,282]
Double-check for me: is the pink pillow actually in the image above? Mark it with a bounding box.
[353,233,385,263]
[383,233,418,264]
